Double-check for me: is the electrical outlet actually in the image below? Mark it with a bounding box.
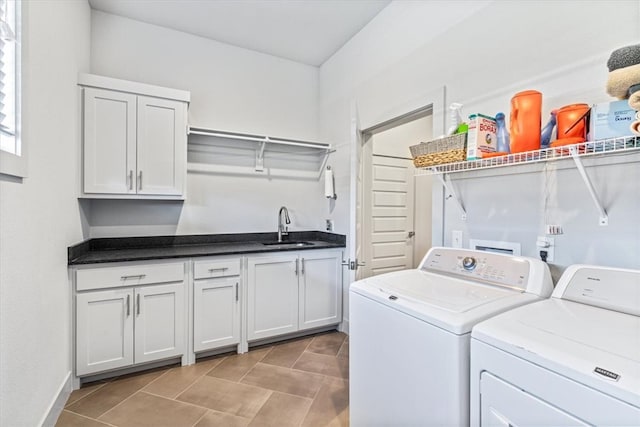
[452,230,463,248]
[326,219,334,232]
[545,224,564,235]
[536,236,555,262]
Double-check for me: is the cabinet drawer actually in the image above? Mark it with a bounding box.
[76,262,185,291]
[194,258,241,279]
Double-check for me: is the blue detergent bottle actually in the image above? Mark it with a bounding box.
[540,110,557,149]
[495,112,510,153]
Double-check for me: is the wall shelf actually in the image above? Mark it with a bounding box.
[187,127,333,179]
[417,135,640,225]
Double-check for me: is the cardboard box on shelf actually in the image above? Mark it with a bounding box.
[466,114,497,160]
[589,100,635,140]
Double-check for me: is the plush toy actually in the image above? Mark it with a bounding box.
[606,44,640,135]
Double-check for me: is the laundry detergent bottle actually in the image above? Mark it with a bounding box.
[495,112,510,153]
[509,90,542,153]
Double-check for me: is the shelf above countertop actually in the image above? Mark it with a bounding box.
[187,127,334,179]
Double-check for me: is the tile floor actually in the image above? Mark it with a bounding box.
[56,332,349,427]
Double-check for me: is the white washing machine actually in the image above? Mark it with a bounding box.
[470,264,640,426]
[349,247,553,427]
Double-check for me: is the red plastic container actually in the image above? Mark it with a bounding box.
[509,90,542,153]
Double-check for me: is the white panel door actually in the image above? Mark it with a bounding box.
[134,283,185,364]
[76,289,134,376]
[299,250,342,330]
[247,255,299,341]
[193,278,240,352]
[83,88,137,194]
[136,96,186,196]
[365,156,415,276]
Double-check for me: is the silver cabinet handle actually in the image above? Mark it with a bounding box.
[120,274,146,280]
[126,294,130,316]
[301,258,305,275]
[138,171,143,191]
[408,231,415,238]
[128,170,133,190]
[235,282,238,302]
[295,259,299,276]
[136,293,141,315]
[208,267,228,273]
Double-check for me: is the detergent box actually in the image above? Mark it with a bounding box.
[589,100,635,141]
[466,114,497,160]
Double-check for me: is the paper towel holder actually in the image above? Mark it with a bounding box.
[325,166,337,200]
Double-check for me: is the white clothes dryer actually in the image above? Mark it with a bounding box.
[349,247,553,427]
[470,264,640,426]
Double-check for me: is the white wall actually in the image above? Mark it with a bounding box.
[319,0,640,279]
[89,11,330,237]
[0,1,90,425]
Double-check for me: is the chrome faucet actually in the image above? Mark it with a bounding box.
[277,206,291,242]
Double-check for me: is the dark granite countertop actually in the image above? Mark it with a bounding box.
[68,231,346,266]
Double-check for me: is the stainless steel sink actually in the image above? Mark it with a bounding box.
[261,241,314,247]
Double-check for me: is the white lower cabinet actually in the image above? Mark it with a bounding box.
[193,257,241,353]
[75,262,186,377]
[247,249,343,342]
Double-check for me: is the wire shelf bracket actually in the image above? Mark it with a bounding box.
[434,172,467,221]
[569,146,608,226]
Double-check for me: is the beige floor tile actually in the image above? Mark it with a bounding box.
[248,392,312,427]
[55,410,112,427]
[306,332,346,356]
[143,356,226,398]
[207,347,271,382]
[302,377,349,427]
[65,369,165,419]
[240,362,324,398]
[293,351,349,379]
[99,391,206,427]
[64,381,107,407]
[194,410,251,427]
[177,376,271,418]
[260,337,312,368]
[337,340,349,360]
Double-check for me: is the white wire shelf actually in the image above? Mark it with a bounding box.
[418,135,640,225]
[415,135,640,175]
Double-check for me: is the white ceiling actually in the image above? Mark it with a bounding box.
[88,0,391,67]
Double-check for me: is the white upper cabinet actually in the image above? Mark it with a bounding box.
[79,74,189,199]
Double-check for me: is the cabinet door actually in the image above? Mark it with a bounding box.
[76,289,134,376]
[193,277,240,352]
[247,255,299,341]
[134,282,185,364]
[299,250,343,330]
[83,88,137,194]
[136,96,187,196]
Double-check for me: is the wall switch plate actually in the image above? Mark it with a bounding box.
[536,236,554,262]
[326,219,334,232]
[452,230,463,248]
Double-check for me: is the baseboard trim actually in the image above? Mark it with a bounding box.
[40,371,72,427]
[339,319,349,334]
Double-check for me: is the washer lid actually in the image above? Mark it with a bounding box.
[376,270,518,313]
[472,298,640,408]
[350,269,542,335]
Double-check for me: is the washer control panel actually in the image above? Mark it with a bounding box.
[420,248,530,290]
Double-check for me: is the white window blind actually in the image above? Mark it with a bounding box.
[0,0,18,155]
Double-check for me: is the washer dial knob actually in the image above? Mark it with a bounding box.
[462,256,477,271]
